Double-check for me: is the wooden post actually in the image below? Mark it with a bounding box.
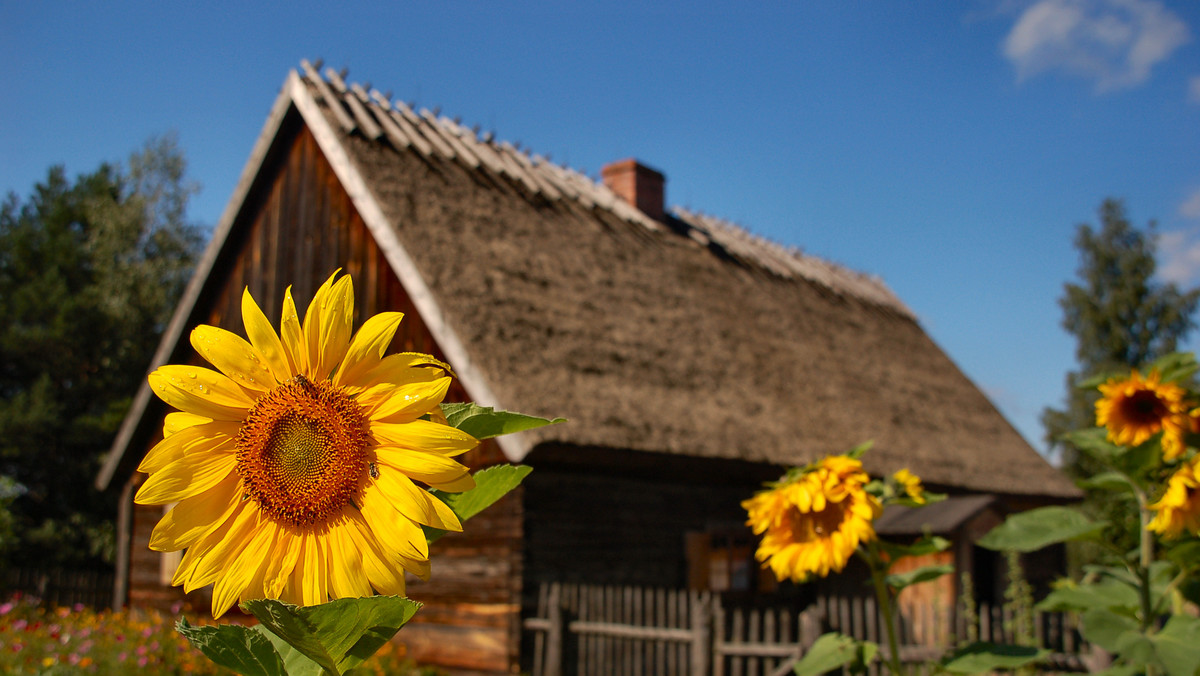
[691,591,711,676]
[545,583,563,676]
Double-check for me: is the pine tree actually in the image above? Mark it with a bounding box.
[0,134,203,568]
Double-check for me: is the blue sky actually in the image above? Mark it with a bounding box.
[3,1,1200,459]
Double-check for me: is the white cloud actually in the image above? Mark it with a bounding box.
[1190,75,1200,103]
[1181,187,1200,219]
[1003,0,1190,92]
[1158,228,1200,286]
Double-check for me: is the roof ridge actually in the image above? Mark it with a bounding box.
[297,60,914,318]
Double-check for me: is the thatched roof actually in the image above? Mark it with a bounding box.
[98,61,1078,500]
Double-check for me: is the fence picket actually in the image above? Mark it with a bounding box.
[522,582,1086,676]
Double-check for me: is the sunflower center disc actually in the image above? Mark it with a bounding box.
[236,377,369,527]
[789,501,847,542]
[1126,390,1168,424]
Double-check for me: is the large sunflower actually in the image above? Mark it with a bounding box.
[135,272,478,617]
[1096,369,1188,454]
[1149,456,1200,539]
[742,455,881,583]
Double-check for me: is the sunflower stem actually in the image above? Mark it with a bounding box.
[868,546,905,676]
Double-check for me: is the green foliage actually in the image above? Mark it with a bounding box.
[1042,199,1200,557]
[181,596,424,676]
[989,350,1200,675]
[958,573,979,647]
[439,402,565,440]
[1002,550,1036,653]
[177,619,286,676]
[940,643,1046,674]
[0,134,203,568]
[424,464,533,543]
[884,563,953,592]
[791,632,876,676]
[877,534,950,560]
[976,506,1106,552]
[241,597,421,676]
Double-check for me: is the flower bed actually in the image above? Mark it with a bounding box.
[0,594,428,675]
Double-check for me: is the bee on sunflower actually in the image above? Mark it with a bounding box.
[136,272,478,617]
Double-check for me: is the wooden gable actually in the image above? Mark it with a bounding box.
[118,109,521,672]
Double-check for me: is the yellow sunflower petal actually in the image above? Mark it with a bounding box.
[375,448,474,492]
[305,273,354,381]
[149,473,241,551]
[163,412,210,437]
[342,512,408,596]
[281,286,307,376]
[360,483,429,560]
[352,352,454,394]
[212,516,276,618]
[300,531,327,606]
[134,449,237,505]
[359,377,451,423]
[172,544,204,589]
[372,467,461,532]
[188,499,261,594]
[326,521,372,598]
[190,325,274,393]
[369,419,479,456]
[333,312,405,387]
[241,287,293,383]
[148,366,254,421]
[139,421,239,474]
[173,499,251,592]
[264,524,303,600]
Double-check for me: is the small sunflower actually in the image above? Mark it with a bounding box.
[892,468,926,505]
[1096,370,1188,452]
[1148,456,1200,538]
[135,272,478,617]
[742,455,881,583]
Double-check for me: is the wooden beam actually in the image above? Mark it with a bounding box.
[300,60,355,133]
[366,89,413,150]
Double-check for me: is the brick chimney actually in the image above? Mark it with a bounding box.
[601,158,666,222]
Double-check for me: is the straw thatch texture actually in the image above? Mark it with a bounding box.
[297,68,1077,500]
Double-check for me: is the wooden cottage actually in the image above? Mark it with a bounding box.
[96,61,1079,674]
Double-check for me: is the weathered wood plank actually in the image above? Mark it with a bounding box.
[299,60,355,132]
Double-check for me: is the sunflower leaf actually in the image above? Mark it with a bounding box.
[241,596,421,675]
[1150,351,1199,385]
[1062,428,1125,465]
[940,642,1046,673]
[175,618,287,676]
[250,625,323,676]
[977,506,1107,552]
[878,535,951,560]
[1035,577,1139,613]
[885,563,954,592]
[791,632,865,676]
[440,402,565,439]
[425,464,533,543]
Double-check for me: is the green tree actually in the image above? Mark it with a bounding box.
[1042,198,1200,552]
[0,134,203,569]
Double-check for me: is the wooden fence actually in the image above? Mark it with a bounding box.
[2,567,114,610]
[523,583,1088,676]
